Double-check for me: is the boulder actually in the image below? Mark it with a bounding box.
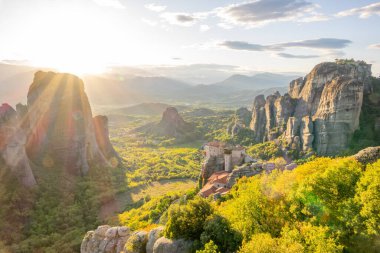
[153,237,193,253]
[353,147,380,165]
[146,227,164,253]
[81,226,131,253]
[124,231,148,253]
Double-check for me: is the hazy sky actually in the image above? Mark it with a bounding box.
[0,0,379,76]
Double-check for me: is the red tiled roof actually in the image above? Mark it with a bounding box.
[215,187,229,195]
[208,171,229,185]
[200,183,217,198]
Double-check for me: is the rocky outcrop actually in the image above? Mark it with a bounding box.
[26,71,109,175]
[124,231,148,253]
[353,146,380,165]
[93,115,118,160]
[0,71,117,186]
[81,226,166,253]
[156,107,194,137]
[227,107,252,137]
[146,227,164,253]
[81,225,131,253]
[0,103,36,187]
[250,95,266,142]
[250,60,372,155]
[152,237,192,253]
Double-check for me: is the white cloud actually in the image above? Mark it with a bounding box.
[160,12,197,27]
[220,38,352,51]
[216,0,319,27]
[217,23,233,30]
[142,18,158,27]
[92,0,125,9]
[200,24,210,32]
[337,2,380,18]
[145,3,167,12]
[369,44,380,49]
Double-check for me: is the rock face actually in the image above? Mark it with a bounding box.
[146,227,164,253]
[152,237,192,253]
[81,225,131,253]
[353,146,380,165]
[156,107,194,137]
[0,71,116,186]
[93,115,118,160]
[124,231,148,253]
[0,103,36,187]
[250,60,372,155]
[227,107,252,137]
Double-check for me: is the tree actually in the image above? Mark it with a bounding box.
[196,240,220,253]
[200,214,242,253]
[164,197,213,240]
[355,160,380,235]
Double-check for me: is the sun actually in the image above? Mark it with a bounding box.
[23,2,123,75]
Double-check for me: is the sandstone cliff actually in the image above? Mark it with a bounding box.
[250,60,372,155]
[0,71,117,186]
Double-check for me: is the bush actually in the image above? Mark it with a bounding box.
[164,197,213,240]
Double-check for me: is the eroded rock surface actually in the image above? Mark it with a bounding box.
[0,103,36,187]
[156,107,194,137]
[146,227,164,253]
[152,237,192,253]
[250,60,372,155]
[81,226,131,253]
[0,71,116,186]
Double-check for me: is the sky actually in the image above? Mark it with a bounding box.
[0,0,380,79]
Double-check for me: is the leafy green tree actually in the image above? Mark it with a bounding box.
[196,240,220,253]
[200,214,242,253]
[165,197,213,240]
[355,160,380,235]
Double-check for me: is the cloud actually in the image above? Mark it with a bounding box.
[217,0,319,27]
[220,38,352,51]
[220,41,275,51]
[160,12,197,26]
[92,0,125,9]
[278,38,352,49]
[369,43,380,49]
[200,25,210,32]
[337,2,380,18]
[142,18,158,27]
[217,23,233,30]
[277,53,319,59]
[145,3,167,12]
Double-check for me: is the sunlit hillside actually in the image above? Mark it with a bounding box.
[0,1,380,253]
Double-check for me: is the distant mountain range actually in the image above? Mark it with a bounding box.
[0,63,299,108]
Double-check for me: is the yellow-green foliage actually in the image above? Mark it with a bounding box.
[117,147,202,188]
[355,160,380,235]
[119,188,197,230]
[217,157,380,252]
[246,141,282,160]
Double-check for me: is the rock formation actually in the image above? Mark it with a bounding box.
[0,103,36,187]
[156,107,194,137]
[146,227,164,253]
[353,146,380,165]
[80,225,192,253]
[81,225,131,253]
[227,107,252,137]
[250,60,372,155]
[152,237,192,253]
[0,71,117,186]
